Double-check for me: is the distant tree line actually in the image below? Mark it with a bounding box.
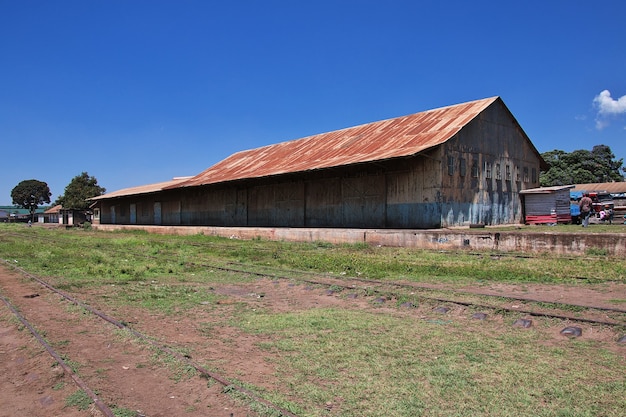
[10,172,105,216]
[540,145,625,187]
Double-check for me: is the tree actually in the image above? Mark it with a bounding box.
[11,179,52,222]
[590,145,625,182]
[540,145,625,186]
[55,172,106,210]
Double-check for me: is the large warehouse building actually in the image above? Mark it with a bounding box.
[90,96,546,229]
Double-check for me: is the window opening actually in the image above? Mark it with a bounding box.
[471,160,479,178]
[447,156,454,175]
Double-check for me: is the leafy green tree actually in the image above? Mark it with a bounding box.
[11,179,52,221]
[590,144,624,182]
[55,172,106,210]
[540,145,624,186]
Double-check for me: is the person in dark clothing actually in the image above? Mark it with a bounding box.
[579,193,593,227]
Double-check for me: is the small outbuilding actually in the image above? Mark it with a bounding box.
[40,205,62,224]
[520,185,575,225]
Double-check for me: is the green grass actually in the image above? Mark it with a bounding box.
[65,389,93,411]
[238,308,625,416]
[111,407,140,417]
[1,223,624,285]
[1,224,625,417]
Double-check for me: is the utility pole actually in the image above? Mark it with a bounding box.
[29,194,36,224]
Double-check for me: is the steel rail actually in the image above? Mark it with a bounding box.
[2,230,624,282]
[183,261,626,329]
[2,231,625,326]
[4,229,625,310]
[0,292,116,417]
[3,228,626,323]
[309,272,626,314]
[220,261,626,315]
[1,260,298,417]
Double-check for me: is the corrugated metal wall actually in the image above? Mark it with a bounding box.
[97,158,446,228]
[305,178,342,227]
[524,190,571,216]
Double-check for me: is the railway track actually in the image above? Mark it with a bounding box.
[1,228,625,415]
[2,229,625,329]
[3,244,625,335]
[196,261,626,330]
[1,229,624,283]
[0,292,117,417]
[0,260,297,417]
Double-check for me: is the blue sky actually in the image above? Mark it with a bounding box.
[1,1,625,205]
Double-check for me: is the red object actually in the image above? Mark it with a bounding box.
[525,213,571,225]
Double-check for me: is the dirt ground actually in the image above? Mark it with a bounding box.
[1,264,625,417]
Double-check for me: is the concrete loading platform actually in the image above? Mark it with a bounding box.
[94,224,626,257]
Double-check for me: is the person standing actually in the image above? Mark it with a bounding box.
[579,193,593,227]
[603,204,614,224]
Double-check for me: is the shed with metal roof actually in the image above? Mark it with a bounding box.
[519,185,575,225]
[91,97,545,229]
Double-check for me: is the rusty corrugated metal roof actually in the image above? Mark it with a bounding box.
[173,97,501,188]
[44,204,63,214]
[571,182,626,194]
[90,177,192,200]
[519,185,575,194]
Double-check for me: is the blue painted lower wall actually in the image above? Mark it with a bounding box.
[386,202,441,229]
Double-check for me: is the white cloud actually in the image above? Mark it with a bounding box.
[595,119,608,130]
[593,90,626,129]
[594,90,626,115]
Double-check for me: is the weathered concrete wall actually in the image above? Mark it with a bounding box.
[93,224,626,256]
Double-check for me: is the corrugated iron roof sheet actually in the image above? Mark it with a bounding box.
[519,185,575,194]
[90,177,192,200]
[173,97,501,188]
[571,182,626,194]
[44,204,63,214]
